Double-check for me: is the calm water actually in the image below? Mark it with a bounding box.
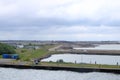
[42,54,120,65]
[74,44,120,50]
[0,67,120,80]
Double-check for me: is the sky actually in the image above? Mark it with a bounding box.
[0,0,120,41]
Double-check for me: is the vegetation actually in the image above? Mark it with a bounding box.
[0,43,119,70]
[56,59,64,63]
[15,44,56,61]
[15,44,120,69]
[0,43,16,55]
[39,62,120,69]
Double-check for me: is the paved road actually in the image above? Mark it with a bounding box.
[0,59,15,64]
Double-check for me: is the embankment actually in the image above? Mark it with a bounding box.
[0,64,120,74]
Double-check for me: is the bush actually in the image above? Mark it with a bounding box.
[0,43,16,55]
[21,50,27,53]
[57,59,64,63]
[49,61,53,63]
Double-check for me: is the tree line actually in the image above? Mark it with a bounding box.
[0,43,16,55]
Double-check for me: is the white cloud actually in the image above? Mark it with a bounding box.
[1,0,120,21]
[36,0,120,21]
[0,0,120,40]
[0,2,17,17]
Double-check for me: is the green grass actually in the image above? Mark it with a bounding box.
[16,45,56,61]
[39,62,120,69]
[0,55,2,58]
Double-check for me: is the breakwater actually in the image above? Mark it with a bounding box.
[0,64,120,74]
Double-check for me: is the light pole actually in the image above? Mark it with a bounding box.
[81,54,83,64]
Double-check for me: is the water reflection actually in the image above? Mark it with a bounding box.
[42,54,120,65]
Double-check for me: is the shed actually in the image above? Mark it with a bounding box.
[2,54,19,60]
[2,54,11,58]
[11,54,19,59]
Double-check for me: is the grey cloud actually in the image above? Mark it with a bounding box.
[1,16,120,29]
[0,0,120,40]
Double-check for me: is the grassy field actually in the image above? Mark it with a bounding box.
[9,60,120,69]
[36,62,120,69]
[15,45,57,61]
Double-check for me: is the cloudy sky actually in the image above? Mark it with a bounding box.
[0,0,120,41]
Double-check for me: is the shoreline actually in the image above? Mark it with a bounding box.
[0,63,120,74]
[51,50,120,56]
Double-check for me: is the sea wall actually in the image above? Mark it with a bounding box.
[0,64,120,74]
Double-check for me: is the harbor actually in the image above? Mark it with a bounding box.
[0,42,120,74]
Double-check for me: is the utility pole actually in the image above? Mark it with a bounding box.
[81,55,83,63]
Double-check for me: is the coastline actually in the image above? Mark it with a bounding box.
[0,63,120,74]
